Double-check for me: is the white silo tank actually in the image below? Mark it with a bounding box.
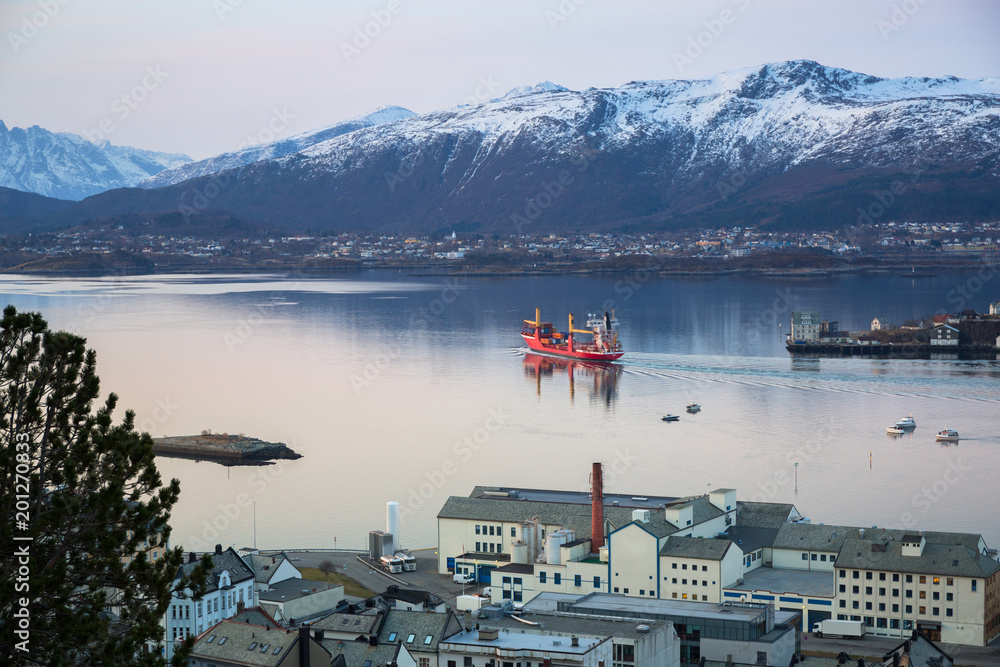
[511,541,528,564]
[386,501,400,550]
[546,530,568,566]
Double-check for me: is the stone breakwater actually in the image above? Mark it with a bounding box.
[152,434,302,466]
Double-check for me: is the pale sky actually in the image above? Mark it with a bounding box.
[1,0,998,160]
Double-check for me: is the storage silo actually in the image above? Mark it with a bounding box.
[386,501,400,551]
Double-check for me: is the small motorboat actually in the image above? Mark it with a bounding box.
[895,415,917,429]
[935,429,959,442]
[886,426,904,435]
[686,403,701,413]
[662,414,680,422]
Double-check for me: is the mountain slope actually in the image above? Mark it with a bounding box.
[0,121,192,200]
[140,105,415,188]
[55,61,1000,232]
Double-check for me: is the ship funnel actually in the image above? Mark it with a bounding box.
[591,462,604,549]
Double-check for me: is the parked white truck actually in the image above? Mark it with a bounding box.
[812,619,865,639]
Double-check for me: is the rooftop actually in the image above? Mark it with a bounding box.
[174,547,255,594]
[835,538,1000,578]
[479,610,672,641]
[469,485,681,510]
[564,592,770,624]
[727,566,836,598]
[659,536,732,561]
[442,627,606,654]
[189,620,301,666]
[258,578,342,603]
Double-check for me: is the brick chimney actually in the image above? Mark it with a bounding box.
[591,462,604,550]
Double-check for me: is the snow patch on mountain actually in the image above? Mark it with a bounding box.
[141,105,415,188]
[498,81,570,100]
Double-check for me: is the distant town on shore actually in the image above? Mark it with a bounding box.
[2,219,998,275]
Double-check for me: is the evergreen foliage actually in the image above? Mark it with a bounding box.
[0,306,203,666]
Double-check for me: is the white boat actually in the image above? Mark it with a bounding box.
[886,426,904,435]
[895,415,916,429]
[686,403,701,413]
[935,429,959,442]
[661,414,680,422]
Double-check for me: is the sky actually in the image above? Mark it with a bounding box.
[1,0,998,160]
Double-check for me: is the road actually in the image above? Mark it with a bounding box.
[802,634,1000,667]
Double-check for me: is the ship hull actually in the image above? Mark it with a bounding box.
[522,334,624,361]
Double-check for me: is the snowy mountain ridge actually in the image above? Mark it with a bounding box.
[140,105,415,188]
[0,121,192,201]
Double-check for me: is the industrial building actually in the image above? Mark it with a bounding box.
[436,463,1000,647]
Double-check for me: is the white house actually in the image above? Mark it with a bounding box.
[164,545,257,661]
[245,551,302,592]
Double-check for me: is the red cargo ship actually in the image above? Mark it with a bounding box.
[521,308,623,361]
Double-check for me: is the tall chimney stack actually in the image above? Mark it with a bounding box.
[591,462,604,550]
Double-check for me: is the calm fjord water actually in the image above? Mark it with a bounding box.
[2,270,998,550]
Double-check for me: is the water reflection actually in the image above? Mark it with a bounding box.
[521,353,621,407]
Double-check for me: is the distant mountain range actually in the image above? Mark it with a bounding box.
[0,121,192,200]
[4,60,999,234]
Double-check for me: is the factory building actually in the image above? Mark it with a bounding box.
[436,463,999,647]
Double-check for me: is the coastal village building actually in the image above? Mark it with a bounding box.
[164,545,257,660]
[790,311,820,341]
[437,473,1000,649]
[438,626,614,667]
[258,578,344,625]
[930,324,960,346]
[871,316,892,331]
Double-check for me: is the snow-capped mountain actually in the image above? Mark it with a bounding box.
[140,105,415,189]
[65,61,1000,232]
[0,122,192,201]
[498,81,569,100]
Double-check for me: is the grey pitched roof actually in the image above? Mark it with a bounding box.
[380,586,443,608]
[440,492,725,542]
[189,620,300,666]
[175,548,255,594]
[773,524,984,554]
[724,526,779,554]
[311,609,383,635]
[247,552,293,585]
[773,523,862,551]
[258,578,342,604]
[735,502,795,529]
[659,536,732,560]
[229,606,282,629]
[322,638,400,667]
[377,609,464,655]
[835,538,1000,578]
